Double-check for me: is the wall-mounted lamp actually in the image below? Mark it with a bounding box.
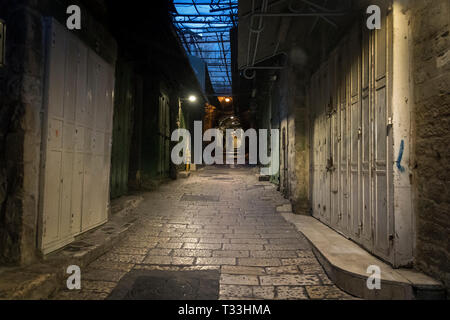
[180,95,198,104]
[225,98,231,103]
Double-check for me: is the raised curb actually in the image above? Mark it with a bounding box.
[282,213,446,300]
[0,195,144,300]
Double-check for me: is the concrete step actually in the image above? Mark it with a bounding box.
[282,213,446,300]
[0,195,144,300]
[177,171,191,179]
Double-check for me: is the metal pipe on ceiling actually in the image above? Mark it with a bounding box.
[251,12,346,17]
[246,0,269,68]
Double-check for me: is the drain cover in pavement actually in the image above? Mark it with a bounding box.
[181,194,220,202]
[107,270,220,300]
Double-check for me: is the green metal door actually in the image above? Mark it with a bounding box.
[110,62,135,198]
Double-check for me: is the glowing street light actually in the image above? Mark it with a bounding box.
[225,97,231,103]
[188,95,197,103]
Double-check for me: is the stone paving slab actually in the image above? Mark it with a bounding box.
[51,166,354,300]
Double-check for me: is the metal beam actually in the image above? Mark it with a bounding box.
[250,12,347,18]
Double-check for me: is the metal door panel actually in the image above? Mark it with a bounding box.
[63,123,75,151]
[95,62,107,131]
[93,131,105,155]
[329,53,338,227]
[64,36,78,123]
[42,151,62,246]
[76,46,88,126]
[84,128,93,152]
[60,151,74,239]
[81,153,93,231]
[71,153,84,235]
[310,7,393,264]
[41,19,114,253]
[324,65,331,223]
[47,22,65,119]
[75,126,85,151]
[339,42,348,233]
[360,23,373,249]
[350,25,361,238]
[91,155,105,227]
[350,98,360,237]
[372,5,393,261]
[48,119,63,150]
[311,74,319,220]
[361,94,372,247]
[85,54,97,129]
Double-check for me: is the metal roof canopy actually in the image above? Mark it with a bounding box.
[173,0,238,95]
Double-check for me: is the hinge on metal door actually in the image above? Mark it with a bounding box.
[338,212,343,220]
[357,127,362,139]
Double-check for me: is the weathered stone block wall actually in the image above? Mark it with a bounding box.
[261,64,310,213]
[0,0,45,265]
[411,0,450,292]
[290,71,310,214]
[0,0,116,265]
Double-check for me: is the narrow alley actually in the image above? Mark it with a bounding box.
[54,166,352,300]
[0,0,449,304]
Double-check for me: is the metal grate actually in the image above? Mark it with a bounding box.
[108,270,220,300]
[172,0,238,95]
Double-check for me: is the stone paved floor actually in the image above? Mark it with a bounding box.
[53,166,354,300]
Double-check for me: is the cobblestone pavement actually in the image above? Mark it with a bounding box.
[54,166,354,300]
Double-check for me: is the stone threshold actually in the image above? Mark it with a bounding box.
[0,195,144,300]
[281,213,446,300]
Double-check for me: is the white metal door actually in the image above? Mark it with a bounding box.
[40,19,115,254]
[311,7,394,264]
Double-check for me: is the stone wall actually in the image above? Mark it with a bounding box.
[411,0,450,293]
[0,0,117,265]
[0,0,45,265]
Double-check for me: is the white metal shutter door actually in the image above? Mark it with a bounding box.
[312,73,323,220]
[81,51,97,232]
[82,51,111,232]
[323,64,331,224]
[41,19,114,253]
[349,24,361,239]
[72,40,88,236]
[329,52,340,228]
[338,41,349,234]
[372,4,394,262]
[41,20,65,250]
[309,8,394,265]
[319,67,328,221]
[360,22,373,251]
